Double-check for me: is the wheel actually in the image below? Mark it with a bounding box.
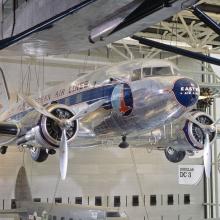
[164,147,186,163]
[0,146,8,154]
[30,148,48,162]
[119,136,129,149]
[119,141,129,149]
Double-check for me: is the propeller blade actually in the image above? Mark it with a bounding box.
[68,99,106,122]
[184,113,207,130]
[199,95,209,100]
[59,128,68,180]
[18,94,61,124]
[204,132,211,178]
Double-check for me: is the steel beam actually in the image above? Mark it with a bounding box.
[132,35,220,66]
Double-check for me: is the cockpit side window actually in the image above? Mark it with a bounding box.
[173,68,180,75]
[143,67,151,77]
[152,67,172,76]
[131,69,141,81]
[106,212,120,217]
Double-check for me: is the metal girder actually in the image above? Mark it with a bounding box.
[161,21,192,46]
[132,35,220,66]
[192,6,220,36]
[178,14,197,45]
[107,44,130,60]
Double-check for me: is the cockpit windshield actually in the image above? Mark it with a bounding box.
[151,66,172,76]
[131,66,173,81]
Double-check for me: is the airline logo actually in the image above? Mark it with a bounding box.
[111,83,133,116]
[180,86,199,95]
[172,78,199,107]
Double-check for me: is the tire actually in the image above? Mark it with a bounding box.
[164,147,186,163]
[30,148,48,162]
[0,146,7,154]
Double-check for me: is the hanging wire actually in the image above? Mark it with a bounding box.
[175,16,179,65]
[25,64,31,96]
[83,54,89,73]
[49,175,61,213]
[130,147,150,220]
[17,56,24,102]
[42,57,45,95]
[34,60,40,97]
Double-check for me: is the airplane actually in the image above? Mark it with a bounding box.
[0,0,197,55]
[0,166,128,220]
[0,58,217,180]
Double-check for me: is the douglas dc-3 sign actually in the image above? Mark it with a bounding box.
[0,59,217,180]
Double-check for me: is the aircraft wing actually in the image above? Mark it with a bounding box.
[0,0,197,56]
[0,122,20,146]
[0,97,107,147]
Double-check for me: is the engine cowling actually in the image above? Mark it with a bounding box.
[183,111,217,150]
[37,104,78,148]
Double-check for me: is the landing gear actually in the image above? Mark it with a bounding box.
[164,147,186,163]
[0,146,8,154]
[48,149,56,155]
[119,136,129,149]
[30,147,48,162]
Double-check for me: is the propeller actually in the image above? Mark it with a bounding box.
[204,132,211,178]
[67,99,107,122]
[18,94,72,180]
[185,113,216,133]
[185,113,215,178]
[59,128,68,180]
[18,94,62,124]
[19,94,106,180]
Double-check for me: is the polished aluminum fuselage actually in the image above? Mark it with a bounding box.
[89,76,186,137]
[2,65,198,148]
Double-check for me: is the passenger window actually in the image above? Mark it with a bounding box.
[33,198,41,202]
[75,197,82,204]
[11,199,16,209]
[48,215,52,220]
[114,196,120,207]
[184,194,190,204]
[61,217,65,220]
[55,198,62,203]
[150,195,157,206]
[152,67,171,76]
[53,216,57,220]
[132,195,139,206]
[95,196,102,206]
[143,68,151,77]
[106,212,120,217]
[167,194,174,205]
[131,69,141,81]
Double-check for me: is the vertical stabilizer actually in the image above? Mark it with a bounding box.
[0,68,10,114]
[15,166,32,202]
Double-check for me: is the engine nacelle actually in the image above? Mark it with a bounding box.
[34,104,78,148]
[183,111,217,150]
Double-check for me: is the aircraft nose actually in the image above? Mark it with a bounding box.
[172,78,199,107]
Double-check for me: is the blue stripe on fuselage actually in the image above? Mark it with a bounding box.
[11,84,116,121]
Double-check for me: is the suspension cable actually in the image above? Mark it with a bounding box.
[130,147,150,220]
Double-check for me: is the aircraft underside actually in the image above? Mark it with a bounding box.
[1,0,197,55]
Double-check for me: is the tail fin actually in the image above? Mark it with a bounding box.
[0,68,10,114]
[15,166,32,202]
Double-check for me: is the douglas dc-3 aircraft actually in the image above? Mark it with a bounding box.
[0,59,217,180]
